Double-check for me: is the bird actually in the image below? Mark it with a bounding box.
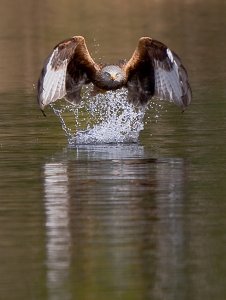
[37,36,191,114]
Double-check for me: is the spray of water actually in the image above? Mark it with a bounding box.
[51,86,164,145]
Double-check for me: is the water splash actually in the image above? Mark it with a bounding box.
[51,87,148,145]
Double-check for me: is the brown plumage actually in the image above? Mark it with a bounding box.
[37,36,192,112]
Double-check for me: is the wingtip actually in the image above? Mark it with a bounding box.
[41,109,47,117]
[37,96,47,116]
[182,88,192,108]
[181,107,185,113]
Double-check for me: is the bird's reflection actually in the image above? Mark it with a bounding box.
[44,163,71,300]
[43,144,187,299]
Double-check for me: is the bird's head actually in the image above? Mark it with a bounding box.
[98,65,126,89]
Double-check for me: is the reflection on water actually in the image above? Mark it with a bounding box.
[44,163,71,300]
[153,160,186,299]
[43,145,186,299]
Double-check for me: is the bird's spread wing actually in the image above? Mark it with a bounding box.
[37,36,98,110]
[124,37,192,108]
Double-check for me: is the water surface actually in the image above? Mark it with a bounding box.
[1,0,226,299]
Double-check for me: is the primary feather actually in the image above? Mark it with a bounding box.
[38,49,68,109]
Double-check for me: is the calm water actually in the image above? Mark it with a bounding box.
[1,0,226,299]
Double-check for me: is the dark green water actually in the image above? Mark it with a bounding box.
[1,0,226,299]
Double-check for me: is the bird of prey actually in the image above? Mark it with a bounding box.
[37,36,191,113]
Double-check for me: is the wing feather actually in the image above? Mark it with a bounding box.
[154,48,191,108]
[37,36,98,111]
[42,50,67,102]
[38,46,71,110]
[125,37,192,109]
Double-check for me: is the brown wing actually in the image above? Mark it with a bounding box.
[124,37,192,108]
[37,36,99,111]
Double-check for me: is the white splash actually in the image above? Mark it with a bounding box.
[51,87,146,145]
[51,86,164,145]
